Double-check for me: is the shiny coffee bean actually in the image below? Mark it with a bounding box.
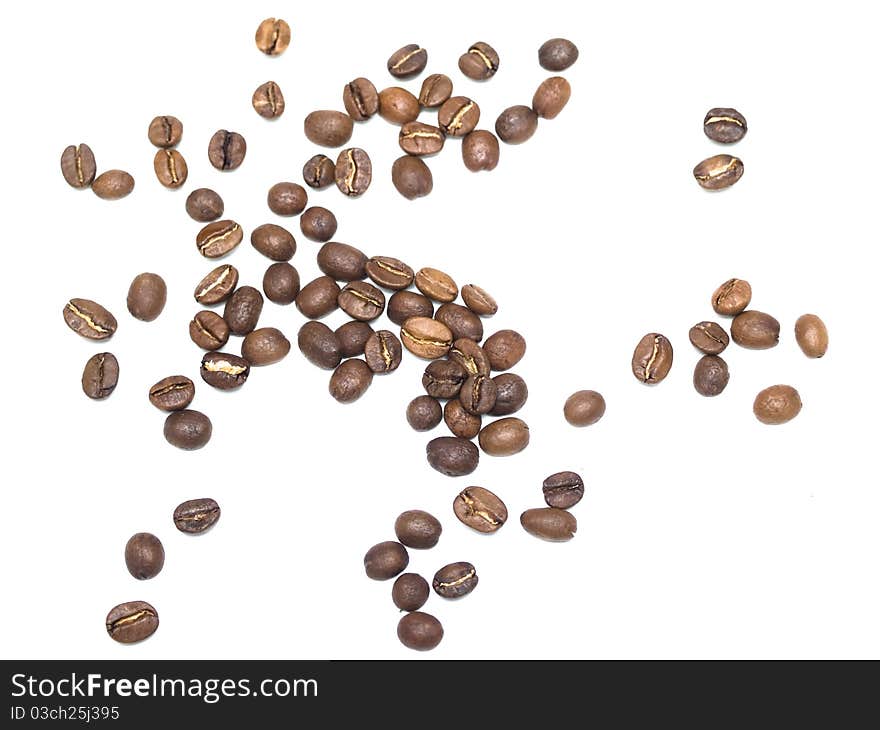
[186,188,224,222]
[388,44,428,78]
[563,390,606,426]
[189,310,230,350]
[423,359,467,399]
[303,154,336,189]
[127,272,166,322]
[153,149,187,188]
[490,373,528,415]
[335,148,372,196]
[399,122,445,156]
[532,77,571,119]
[194,264,238,305]
[419,73,453,107]
[251,223,296,262]
[147,115,183,148]
[461,284,497,316]
[338,281,385,321]
[401,317,453,359]
[148,375,195,411]
[693,355,730,396]
[795,314,828,358]
[364,330,403,373]
[388,291,434,325]
[366,256,414,290]
[329,359,373,403]
[542,471,584,509]
[392,574,430,612]
[496,105,538,144]
[364,541,409,580]
[300,206,338,242]
[242,327,290,366]
[415,267,457,302]
[63,298,117,340]
[255,17,291,56]
[262,262,300,305]
[703,108,747,143]
[693,154,744,190]
[60,143,96,188]
[92,170,134,200]
[753,385,802,425]
[267,182,307,216]
[711,278,752,316]
[398,612,443,651]
[444,400,482,439]
[459,374,497,415]
[458,41,499,80]
[173,497,221,533]
[433,562,478,599]
[448,339,491,377]
[483,329,526,370]
[438,96,480,136]
[731,311,780,349]
[479,417,530,456]
[125,533,165,580]
[631,333,673,384]
[164,410,212,450]
[304,110,354,147]
[435,303,483,341]
[106,601,159,644]
[208,130,246,171]
[298,321,342,369]
[426,436,479,476]
[336,320,374,357]
[392,155,433,199]
[378,87,421,124]
[82,353,119,400]
[296,276,341,319]
[521,508,577,541]
[196,220,243,259]
[223,286,263,336]
[539,38,579,71]
[252,80,285,119]
[395,510,442,549]
[317,242,368,281]
[343,77,379,120]
[407,395,443,431]
[689,321,729,354]
[200,351,250,390]
[453,487,507,533]
[461,130,500,172]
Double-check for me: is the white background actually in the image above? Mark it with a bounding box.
[1,0,877,659]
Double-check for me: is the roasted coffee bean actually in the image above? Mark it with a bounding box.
[435,303,483,342]
[186,188,224,222]
[174,497,221,533]
[63,298,117,340]
[364,330,403,373]
[252,80,285,119]
[703,107,747,144]
[255,17,291,55]
[459,374,497,415]
[753,384,802,425]
[336,321,374,357]
[483,329,526,371]
[693,154,743,190]
[461,284,497,316]
[164,410,212,450]
[731,311,780,349]
[200,351,250,390]
[563,390,605,426]
[366,256,414,290]
[147,115,183,147]
[521,508,577,541]
[399,122,445,156]
[395,510,442,549]
[397,612,443,651]
[298,321,342,369]
[251,223,296,261]
[302,154,336,189]
[532,77,571,119]
[296,276,341,319]
[689,321,729,354]
[419,73,453,107]
[453,487,507,533]
[106,601,158,644]
[392,156,433,199]
[242,327,290,366]
[542,471,584,509]
[267,182,307,217]
[343,77,379,120]
[196,220,243,259]
[317,242,368,281]
[329,358,373,403]
[407,395,443,431]
[148,375,195,411]
[223,286,263,335]
[392,574,430,612]
[388,291,434,325]
[461,130,500,172]
[490,373,528,415]
[60,143,96,188]
[208,130,246,171]
[387,44,428,78]
[125,533,165,580]
[711,278,752,316]
[189,310,230,350]
[448,339,491,377]
[194,264,238,305]
[631,333,673,384]
[364,541,409,580]
[262,263,300,305]
[433,562,478,599]
[496,105,539,144]
[82,353,119,400]
[153,149,187,188]
[304,111,354,147]
[438,96,480,136]
[426,436,479,476]
[127,272,166,322]
[335,147,372,196]
[795,314,828,358]
[300,206,338,242]
[415,267,457,302]
[693,355,729,396]
[401,317,453,359]
[92,170,134,200]
[479,417,530,456]
[539,38,579,71]
[338,281,385,321]
[423,359,467,399]
[458,41,499,80]
[444,399,482,439]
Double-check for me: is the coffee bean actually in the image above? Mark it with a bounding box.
[147,115,183,147]
[563,390,605,426]
[302,155,336,189]
[60,143,96,188]
[387,44,428,78]
[483,329,526,371]
[63,298,117,340]
[397,612,443,651]
[459,374,497,415]
[304,111,354,147]
[423,360,467,399]
[435,303,483,342]
[703,108,747,144]
[795,314,828,358]
[336,321,374,357]
[419,73,453,107]
[490,373,528,415]
[520,508,577,541]
[173,497,220,534]
[195,264,238,305]
[448,339,491,377]
[731,311,780,349]
[542,471,584,509]
[539,38,579,71]
[631,333,673,384]
[533,77,571,119]
[186,188,224,222]
[300,206,338,242]
[399,122,445,156]
[479,417,529,456]
[253,80,285,119]
[267,182,307,217]
[753,384,802,425]
[329,359,373,403]
[106,601,158,644]
[461,130,500,172]
[317,242,368,281]
[392,156,433,199]
[388,291,434,325]
[82,353,119,400]
[263,263,300,305]
[338,281,385,321]
[364,330,403,373]
[414,267,457,302]
[148,375,195,411]
[395,510,442,549]
[459,41,499,80]
[255,17,291,56]
[392,574,430,612]
[242,327,290,366]
[453,486,507,533]
[298,321,343,369]
[366,256,414,290]
[200,351,250,390]
[343,77,379,120]
[208,130,246,171]
[223,286,263,336]
[407,395,443,431]
[251,223,296,262]
[433,562,478,599]
[124,533,165,580]
[296,276,341,319]
[496,105,539,144]
[335,148,372,196]
[689,321,729,354]
[711,278,752,316]
[426,436,479,476]
[401,316,453,359]
[164,410,212,450]
[693,154,744,190]
[364,541,409,580]
[153,149,188,188]
[92,170,134,200]
[444,399,482,439]
[461,284,497,315]
[693,355,730,396]
[438,96,480,136]
[196,220,243,259]
[127,272,167,322]
[189,310,230,350]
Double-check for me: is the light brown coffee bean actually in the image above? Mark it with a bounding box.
[520,508,577,542]
[92,170,134,200]
[795,314,828,358]
[106,601,159,644]
[251,223,296,262]
[478,417,530,456]
[461,284,497,316]
[338,281,385,321]
[461,130,500,172]
[303,154,336,189]
[435,303,483,342]
[414,267,457,302]
[689,321,729,354]
[532,77,571,119]
[223,286,263,336]
[255,17,291,56]
[267,182,308,217]
[194,264,238,305]
[365,256,414,290]
[186,188,224,222]
[563,390,605,426]
[304,110,354,147]
[189,311,229,350]
[153,149,188,188]
[731,311,780,349]
[711,278,752,315]
[391,155,433,200]
[401,317,454,359]
[82,353,119,400]
[343,77,379,120]
[438,96,480,136]
[207,130,246,171]
[483,329,526,371]
[387,44,428,78]
[148,375,195,411]
[147,115,183,147]
[458,42,499,80]
[399,122,445,156]
[495,105,539,144]
[418,73,453,107]
[60,143,97,188]
[453,486,507,533]
[693,154,744,190]
[63,298,117,340]
[448,338,491,377]
[127,272,167,322]
[252,81,285,119]
[378,87,421,125]
[444,399,482,439]
[242,327,290,366]
[693,355,730,396]
[753,385,802,425]
[196,220,243,259]
[631,333,673,384]
[335,148,372,197]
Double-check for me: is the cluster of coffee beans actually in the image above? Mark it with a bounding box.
[149,116,188,189]
[520,471,583,541]
[693,107,747,190]
[60,143,134,200]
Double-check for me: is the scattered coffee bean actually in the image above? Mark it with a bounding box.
[459,41,499,80]
[148,375,195,411]
[124,533,165,580]
[252,80,285,119]
[317,242,368,281]
[303,154,336,189]
[251,223,296,262]
[106,601,158,644]
[298,321,343,369]
[300,206,338,242]
[448,339,491,377]
[196,220,243,259]
[461,284,498,316]
[693,354,730,396]
[388,291,434,325]
[414,267,458,302]
[164,410,212,450]
[296,276,341,319]
[343,77,379,120]
[459,374,497,415]
[366,256,414,290]
[542,471,584,509]
[223,286,263,336]
[63,298,117,340]
[395,510,442,549]
[387,44,428,78]
[92,170,134,200]
[689,321,729,354]
[753,384,802,425]
[453,486,507,533]
[418,73,453,107]
[329,358,373,403]
[539,38,579,71]
[444,399,482,439]
[631,333,673,384]
[242,327,290,366]
[730,311,780,349]
[207,130,247,171]
[186,188,224,222]
[407,395,443,431]
[563,390,605,426]
[60,143,96,188]
[200,351,250,390]
[194,264,238,305]
[364,330,403,373]
[496,105,539,144]
[461,130,500,172]
[173,497,220,534]
[693,154,744,190]
[81,353,119,400]
[364,541,409,580]
[433,562,478,599]
[126,272,167,322]
[147,115,183,148]
[392,573,430,612]
[520,508,577,541]
[335,147,372,197]
[336,320,374,357]
[338,281,385,321]
[189,310,230,350]
[398,612,443,651]
[263,263,300,305]
[392,155,433,199]
[703,108,747,144]
[304,110,354,147]
[401,316,454,359]
[153,149,187,188]
[255,17,291,56]
[532,77,571,119]
[711,278,752,316]
[490,373,528,415]
[399,122,445,156]
[795,314,828,358]
[435,303,483,341]
[438,96,480,136]
[483,329,526,371]
[426,436,480,476]
[267,182,308,216]
[479,417,530,456]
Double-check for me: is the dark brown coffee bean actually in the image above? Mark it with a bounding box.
[459,374,497,415]
[242,327,290,366]
[262,262,300,305]
[461,284,497,315]
[453,487,507,533]
[392,573,430,612]
[343,77,379,120]
[490,373,528,415]
[255,17,291,56]
[364,330,403,373]
[186,188,224,222]
[92,170,134,200]
[196,220,243,259]
[304,110,354,147]
[479,417,529,456]
[173,497,220,533]
[251,223,296,261]
[521,508,577,541]
[147,115,183,147]
[208,130,246,171]
[366,256,414,290]
[388,44,428,78]
[336,321,374,357]
[335,148,372,196]
[459,41,499,80]
[693,154,744,190]
[339,281,385,321]
[689,321,729,354]
[164,410,212,450]
[127,272,167,322]
[82,353,119,400]
[563,390,605,426]
[125,533,165,580]
[200,351,250,390]
[496,105,539,144]
[388,290,434,325]
[63,298,117,340]
[444,399,482,439]
[148,375,195,411]
[299,206,338,243]
[795,314,828,358]
[223,286,263,335]
[433,562,478,599]
[423,360,467,399]
[543,471,584,509]
[539,38,579,71]
[631,333,673,384]
[533,77,571,119]
[407,395,443,431]
[704,108,747,144]
[364,541,410,580]
[302,155,336,189]
[731,311,780,349]
[415,267,457,302]
[252,80,285,119]
[438,96,480,136]
[419,73,453,107]
[483,329,526,371]
[395,510,442,549]
[401,317,454,359]
[398,612,443,650]
[435,303,483,342]
[189,311,230,350]
[426,436,479,476]
[317,242,368,281]
[329,358,373,403]
[693,355,730,396]
[296,276,341,319]
[461,130,500,172]
[60,143,96,188]
[392,155,433,199]
[153,149,187,188]
[194,264,238,305]
[298,321,342,369]
[106,601,158,644]
[448,339,491,377]
[399,122,445,156]
[711,278,752,316]
[753,385,802,425]
[267,182,307,216]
